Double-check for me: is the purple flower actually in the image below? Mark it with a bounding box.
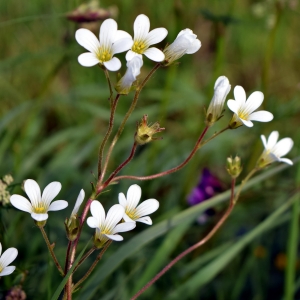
[187,168,222,206]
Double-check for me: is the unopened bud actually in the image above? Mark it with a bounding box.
[65,216,80,241]
[135,115,165,145]
[226,156,242,178]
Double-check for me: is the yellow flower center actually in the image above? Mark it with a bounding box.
[96,47,112,63]
[132,41,147,54]
[126,209,138,220]
[33,204,47,214]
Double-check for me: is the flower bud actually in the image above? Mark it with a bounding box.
[135,115,165,145]
[206,76,231,126]
[226,156,242,178]
[163,29,201,66]
[115,56,143,95]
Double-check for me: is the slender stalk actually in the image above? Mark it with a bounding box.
[73,241,112,291]
[111,126,209,183]
[98,94,121,178]
[102,67,113,102]
[99,63,161,184]
[98,142,137,193]
[72,247,96,274]
[131,178,236,300]
[64,241,72,275]
[39,226,64,276]
[200,125,230,148]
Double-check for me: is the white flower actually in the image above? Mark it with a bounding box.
[87,201,136,246]
[126,14,168,62]
[118,184,159,225]
[71,189,85,218]
[10,179,68,221]
[115,56,143,95]
[0,242,18,276]
[75,18,133,71]
[163,28,201,65]
[227,86,273,128]
[206,76,231,126]
[258,131,293,167]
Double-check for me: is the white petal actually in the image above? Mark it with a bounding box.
[112,38,133,55]
[87,216,99,228]
[240,119,253,127]
[104,233,123,241]
[248,111,273,122]
[99,18,117,49]
[42,181,62,207]
[112,222,136,234]
[245,91,264,113]
[90,201,105,225]
[279,158,293,165]
[118,193,127,207]
[234,86,246,107]
[134,14,150,41]
[48,200,68,211]
[123,213,135,223]
[10,195,33,213]
[186,39,201,54]
[267,131,279,148]
[126,50,140,61]
[261,135,268,149]
[0,248,18,268]
[0,243,2,256]
[227,100,239,114]
[0,266,16,276]
[136,216,152,225]
[273,138,294,157]
[144,47,165,62]
[104,204,125,232]
[75,28,100,54]
[126,184,142,211]
[103,57,121,71]
[31,213,48,221]
[24,179,41,207]
[146,28,168,46]
[135,199,159,217]
[78,53,100,67]
[114,30,132,41]
[71,189,85,216]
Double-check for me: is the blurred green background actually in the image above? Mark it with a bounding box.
[0,0,299,299]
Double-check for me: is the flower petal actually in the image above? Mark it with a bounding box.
[240,119,253,127]
[0,248,18,268]
[31,213,48,221]
[136,216,152,225]
[279,158,293,165]
[126,50,141,61]
[248,111,273,122]
[261,135,268,149]
[135,199,159,217]
[112,222,136,234]
[42,181,62,207]
[272,138,294,157]
[126,184,142,211]
[146,28,168,46]
[0,243,2,256]
[0,266,16,276]
[71,189,85,217]
[104,233,123,241]
[90,201,105,226]
[186,39,201,54]
[87,216,99,228]
[75,28,100,53]
[266,131,279,148]
[114,30,132,41]
[99,18,117,49]
[134,14,150,41]
[105,204,124,232]
[103,57,121,71]
[234,86,246,107]
[227,99,239,114]
[10,195,33,213]
[24,179,41,208]
[245,91,264,112]
[123,213,135,223]
[78,53,100,67]
[48,200,68,211]
[144,47,165,62]
[112,38,133,55]
[118,192,127,207]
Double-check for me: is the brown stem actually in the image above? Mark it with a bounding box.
[131,178,236,300]
[98,94,121,178]
[73,241,112,291]
[99,63,161,184]
[199,125,230,147]
[111,126,209,183]
[102,67,113,102]
[64,241,72,275]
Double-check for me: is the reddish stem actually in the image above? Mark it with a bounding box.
[131,178,236,300]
